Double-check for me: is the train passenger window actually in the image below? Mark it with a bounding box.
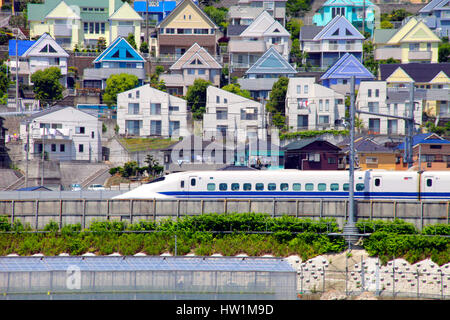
[318,183,326,191]
[280,183,289,191]
[426,179,432,187]
[293,183,301,191]
[330,183,339,191]
[268,183,276,191]
[256,183,264,191]
[343,183,349,191]
[243,183,252,191]
[305,183,314,191]
[219,183,228,191]
[231,183,240,191]
[356,183,365,191]
[191,178,196,186]
[374,178,381,187]
[207,183,215,191]
[180,180,185,188]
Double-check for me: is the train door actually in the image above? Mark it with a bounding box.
[372,175,382,195]
[423,175,435,199]
[188,175,198,197]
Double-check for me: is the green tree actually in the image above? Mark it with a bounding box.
[221,83,251,99]
[380,20,394,29]
[30,67,64,106]
[203,6,228,30]
[438,37,450,63]
[140,41,149,54]
[286,18,303,40]
[286,0,311,18]
[103,73,139,107]
[266,77,289,130]
[126,33,137,49]
[290,39,304,67]
[186,79,211,120]
[150,66,166,92]
[97,37,106,52]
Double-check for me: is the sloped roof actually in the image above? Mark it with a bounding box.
[340,137,393,153]
[240,10,290,38]
[373,29,397,44]
[22,33,69,58]
[320,53,375,80]
[379,63,450,83]
[16,186,52,191]
[299,25,323,41]
[8,39,36,57]
[170,43,222,70]
[419,0,449,13]
[396,133,450,150]
[157,0,218,29]
[313,15,364,41]
[93,37,145,63]
[283,138,341,151]
[322,0,375,6]
[246,47,297,75]
[227,24,249,36]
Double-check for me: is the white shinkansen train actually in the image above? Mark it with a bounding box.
[112,170,450,201]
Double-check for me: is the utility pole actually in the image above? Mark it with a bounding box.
[15,30,19,113]
[404,82,415,168]
[362,0,366,36]
[25,121,30,188]
[146,0,149,44]
[41,127,45,186]
[343,76,358,245]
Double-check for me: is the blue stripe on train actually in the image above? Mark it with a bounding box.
[159,191,450,200]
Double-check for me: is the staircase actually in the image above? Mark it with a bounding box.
[4,176,25,191]
[81,166,111,189]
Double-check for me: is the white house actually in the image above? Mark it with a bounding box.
[203,86,266,143]
[9,33,69,87]
[116,85,190,138]
[20,106,102,162]
[285,77,346,131]
[356,81,424,135]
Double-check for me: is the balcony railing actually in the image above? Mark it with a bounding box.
[374,48,402,60]
[408,50,432,60]
[54,25,72,37]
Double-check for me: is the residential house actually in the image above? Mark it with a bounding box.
[0,116,9,168]
[396,133,450,171]
[228,10,291,72]
[372,17,441,64]
[338,136,398,170]
[19,106,102,162]
[116,84,189,138]
[356,81,423,135]
[313,0,376,34]
[283,138,341,170]
[160,43,222,96]
[27,0,143,50]
[378,63,450,89]
[320,52,375,95]
[8,33,69,87]
[134,0,177,27]
[299,15,365,69]
[82,37,146,90]
[417,0,450,38]
[237,46,297,99]
[285,77,346,131]
[203,86,266,143]
[421,88,450,124]
[156,0,219,57]
[161,135,236,172]
[228,0,288,26]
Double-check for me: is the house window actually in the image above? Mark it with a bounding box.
[101,23,105,34]
[297,85,301,94]
[95,23,100,34]
[368,102,379,113]
[325,99,329,111]
[368,89,372,97]
[91,131,95,139]
[169,106,179,114]
[75,127,85,134]
[188,69,195,75]
[128,103,140,115]
[79,144,84,153]
[150,120,162,135]
[89,23,94,34]
[319,100,323,111]
[375,89,379,97]
[304,85,309,94]
[150,103,161,115]
[84,23,88,33]
[216,109,228,120]
[319,115,329,124]
[198,69,205,75]
[60,144,65,152]
[51,144,56,152]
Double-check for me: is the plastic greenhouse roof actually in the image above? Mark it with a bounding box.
[0,256,295,273]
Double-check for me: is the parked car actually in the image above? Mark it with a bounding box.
[88,184,106,191]
[70,184,82,191]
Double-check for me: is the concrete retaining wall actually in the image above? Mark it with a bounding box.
[0,198,448,230]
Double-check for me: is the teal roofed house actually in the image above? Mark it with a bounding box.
[82,37,146,89]
[312,0,376,35]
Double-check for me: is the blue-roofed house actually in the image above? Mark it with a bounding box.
[8,33,69,86]
[82,37,146,90]
[320,52,375,94]
[417,0,450,38]
[16,186,52,191]
[134,1,177,26]
[312,0,377,35]
[299,15,365,70]
[395,133,450,171]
